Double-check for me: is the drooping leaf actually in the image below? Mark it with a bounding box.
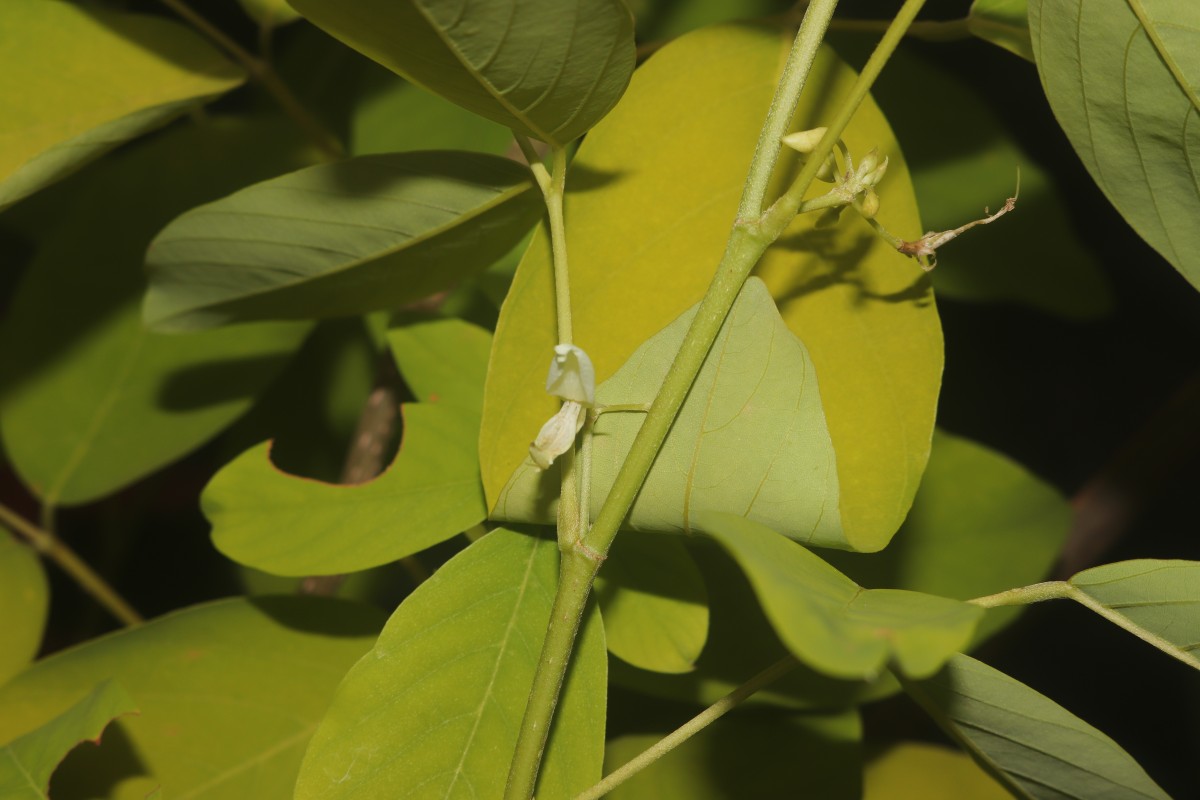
[237,0,301,28]
[0,531,48,686]
[604,709,861,800]
[827,38,1110,319]
[0,598,383,799]
[0,680,136,800]
[1069,559,1200,669]
[825,429,1070,644]
[0,117,315,507]
[903,654,1170,799]
[143,151,541,331]
[482,24,939,553]
[1029,0,1200,290]
[494,278,845,547]
[289,0,635,147]
[595,533,708,674]
[863,742,1010,800]
[0,0,243,210]
[295,527,606,799]
[352,76,515,157]
[968,0,1033,61]
[700,513,982,680]
[206,318,490,576]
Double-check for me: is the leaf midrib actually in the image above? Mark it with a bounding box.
[1124,0,1200,112]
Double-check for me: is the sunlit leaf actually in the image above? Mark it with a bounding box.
[295,527,606,799]
[0,0,243,210]
[482,24,938,553]
[289,0,635,148]
[595,533,708,674]
[0,117,315,506]
[604,709,861,799]
[237,0,301,28]
[968,0,1033,61]
[0,531,47,686]
[207,318,490,576]
[495,278,845,548]
[1029,0,1200,290]
[700,513,982,680]
[144,151,540,331]
[0,598,383,799]
[903,654,1170,799]
[0,680,136,800]
[863,742,1009,800]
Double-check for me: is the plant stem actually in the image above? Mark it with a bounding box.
[574,656,799,800]
[156,0,343,159]
[545,147,574,346]
[828,17,971,42]
[968,581,1068,608]
[0,503,143,627]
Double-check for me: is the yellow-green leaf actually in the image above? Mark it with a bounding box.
[864,742,1010,800]
[237,0,301,28]
[481,24,938,553]
[0,531,47,686]
[0,0,243,210]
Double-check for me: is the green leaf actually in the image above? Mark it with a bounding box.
[494,278,846,547]
[0,0,243,211]
[206,317,491,575]
[699,513,983,680]
[0,597,383,799]
[0,117,315,506]
[595,533,708,674]
[289,0,635,147]
[864,742,1010,800]
[604,709,861,799]
[295,527,606,799]
[237,0,301,28]
[630,0,785,41]
[143,151,541,331]
[825,429,1070,644]
[0,680,136,800]
[968,0,1034,61]
[0,532,47,687]
[903,654,1170,799]
[1029,0,1200,290]
[352,77,515,156]
[1069,559,1200,669]
[481,24,940,553]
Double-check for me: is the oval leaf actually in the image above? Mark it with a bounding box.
[699,512,983,680]
[206,318,491,576]
[481,24,939,553]
[1029,0,1200,290]
[289,0,635,147]
[295,527,606,799]
[237,0,301,28]
[0,532,48,687]
[145,151,541,331]
[0,598,383,799]
[0,0,243,210]
[968,0,1033,61]
[903,654,1170,799]
[864,742,1010,800]
[0,117,316,506]
[352,79,515,157]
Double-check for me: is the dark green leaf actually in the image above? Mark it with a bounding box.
[352,78,515,156]
[968,0,1033,61]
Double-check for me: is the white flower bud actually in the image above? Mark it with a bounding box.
[855,148,881,182]
[863,155,889,187]
[545,344,594,405]
[859,188,880,219]
[529,401,585,470]
[781,127,828,154]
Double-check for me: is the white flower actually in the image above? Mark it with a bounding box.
[545,344,594,404]
[529,400,585,470]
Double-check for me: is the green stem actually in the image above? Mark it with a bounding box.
[968,581,1069,608]
[156,0,343,159]
[0,503,143,627]
[574,656,799,800]
[827,17,971,42]
[546,147,573,345]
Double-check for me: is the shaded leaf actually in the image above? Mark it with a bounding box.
[0,0,243,210]
[630,0,785,41]
[0,598,384,799]
[825,429,1070,644]
[0,117,315,506]
[237,0,301,28]
[495,278,845,547]
[352,77,515,157]
[595,533,708,674]
[144,151,541,331]
[863,742,1009,800]
[1029,0,1200,290]
[968,0,1033,61]
[903,654,1170,799]
[0,680,136,800]
[289,0,635,147]
[604,709,861,799]
[295,527,606,799]
[206,318,490,575]
[699,513,982,680]
[482,24,939,553]
[0,531,48,686]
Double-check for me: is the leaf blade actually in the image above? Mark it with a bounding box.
[0,532,48,687]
